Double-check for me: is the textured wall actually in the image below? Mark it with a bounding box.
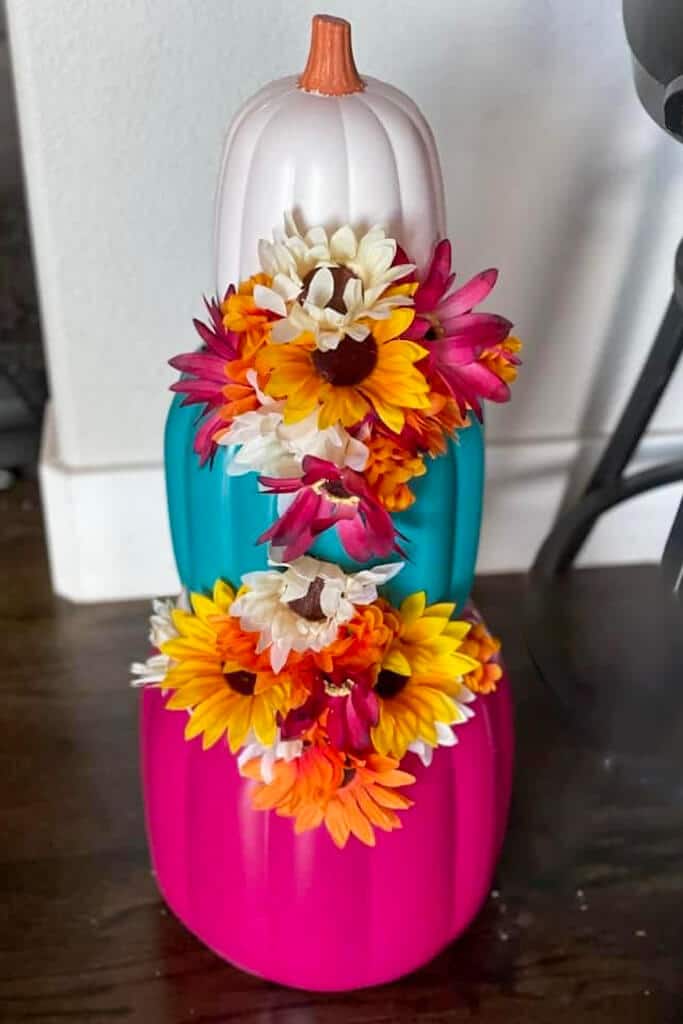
[6,0,683,589]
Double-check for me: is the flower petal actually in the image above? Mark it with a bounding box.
[306,267,335,309]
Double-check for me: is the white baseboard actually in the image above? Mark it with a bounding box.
[39,402,683,602]
[39,404,179,602]
[478,434,682,573]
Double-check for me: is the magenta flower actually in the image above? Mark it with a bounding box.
[280,668,379,755]
[406,240,519,419]
[169,289,239,465]
[257,456,403,563]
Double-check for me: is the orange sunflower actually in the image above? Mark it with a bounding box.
[241,742,415,848]
[256,308,431,434]
[160,580,309,753]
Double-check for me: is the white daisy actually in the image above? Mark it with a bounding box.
[129,592,188,687]
[218,372,368,477]
[230,556,403,673]
[237,730,303,783]
[257,213,415,351]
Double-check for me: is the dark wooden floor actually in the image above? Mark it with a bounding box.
[1,480,682,1024]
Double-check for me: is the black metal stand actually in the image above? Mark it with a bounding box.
[531,239,683,581]
[526,241,683,751]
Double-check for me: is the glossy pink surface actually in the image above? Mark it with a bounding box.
[140,644,514,991]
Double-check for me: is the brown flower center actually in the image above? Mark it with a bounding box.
[311,477,360,506]
[286,576,327,621]
[225,669,257,696]
[341,766,356,788]
[324,479,351,499]
[425,315,444,341]
[301,265,358,314]
[375,668,410,699]
[312,334,378,387]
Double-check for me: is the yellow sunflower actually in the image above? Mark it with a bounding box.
[371,591,481,759]
[160,580,307,753]
[256,308,431,434]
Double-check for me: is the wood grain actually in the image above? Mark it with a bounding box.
[1,480,682,1023]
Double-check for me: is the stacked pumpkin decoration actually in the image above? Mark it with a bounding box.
[133,15,520,990]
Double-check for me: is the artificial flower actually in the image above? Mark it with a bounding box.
[258,456,403,563]
[160,580,308,753]
[363,432,427,512]
[241,742,415,848]
[229,556,403,672]
[406,239,518,418]
[216,371,368,478]
[258,214,415,350]
[400,391,467,457]
[130,595,185,687]
[221,273,278,357]
[237,729,303,784]
[218,354,262,425]
[480,336,523,387]
[320,600,399,675]
[257,308,431,434]
[371,591,480,759]
[169,292,240,465]
[459,617,503,695]
[408,721,458,767]
[280,667,378,755]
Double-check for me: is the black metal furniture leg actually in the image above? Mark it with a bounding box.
[662,494,683,595]
[532,289,683,579]
[526,241,683,750]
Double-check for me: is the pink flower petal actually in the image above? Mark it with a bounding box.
[436,268,498,319]
[170,380,224,403]
[413,239,453,312]
[353,685,379,729]
[258,474,303,494]
[403,316,431,341]
[463,361,511,402]
[193,410,224,466]
[433,357,511,417]
[440,314,512,347]
[345,694,371,752]
[257,489,321,557]
[168,353,228,381]
[391,244,417,281]
[326,702,347,751]
[336,517,374,561]
[433,337,482,366]
[301,455,340,485]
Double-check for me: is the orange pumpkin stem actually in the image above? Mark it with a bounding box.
[299,14,365,96]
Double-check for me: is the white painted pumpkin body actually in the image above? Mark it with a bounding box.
[214,75,446,290]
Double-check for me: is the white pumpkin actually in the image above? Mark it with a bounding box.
[214,16,446,290]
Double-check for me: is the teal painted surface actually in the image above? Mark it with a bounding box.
[165,394,484,611]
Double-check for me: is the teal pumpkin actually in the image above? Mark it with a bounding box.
[164,393,484,610]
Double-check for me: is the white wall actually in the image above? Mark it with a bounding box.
[7,0,683,600]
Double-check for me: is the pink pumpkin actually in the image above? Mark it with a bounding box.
[140,647,513,991]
